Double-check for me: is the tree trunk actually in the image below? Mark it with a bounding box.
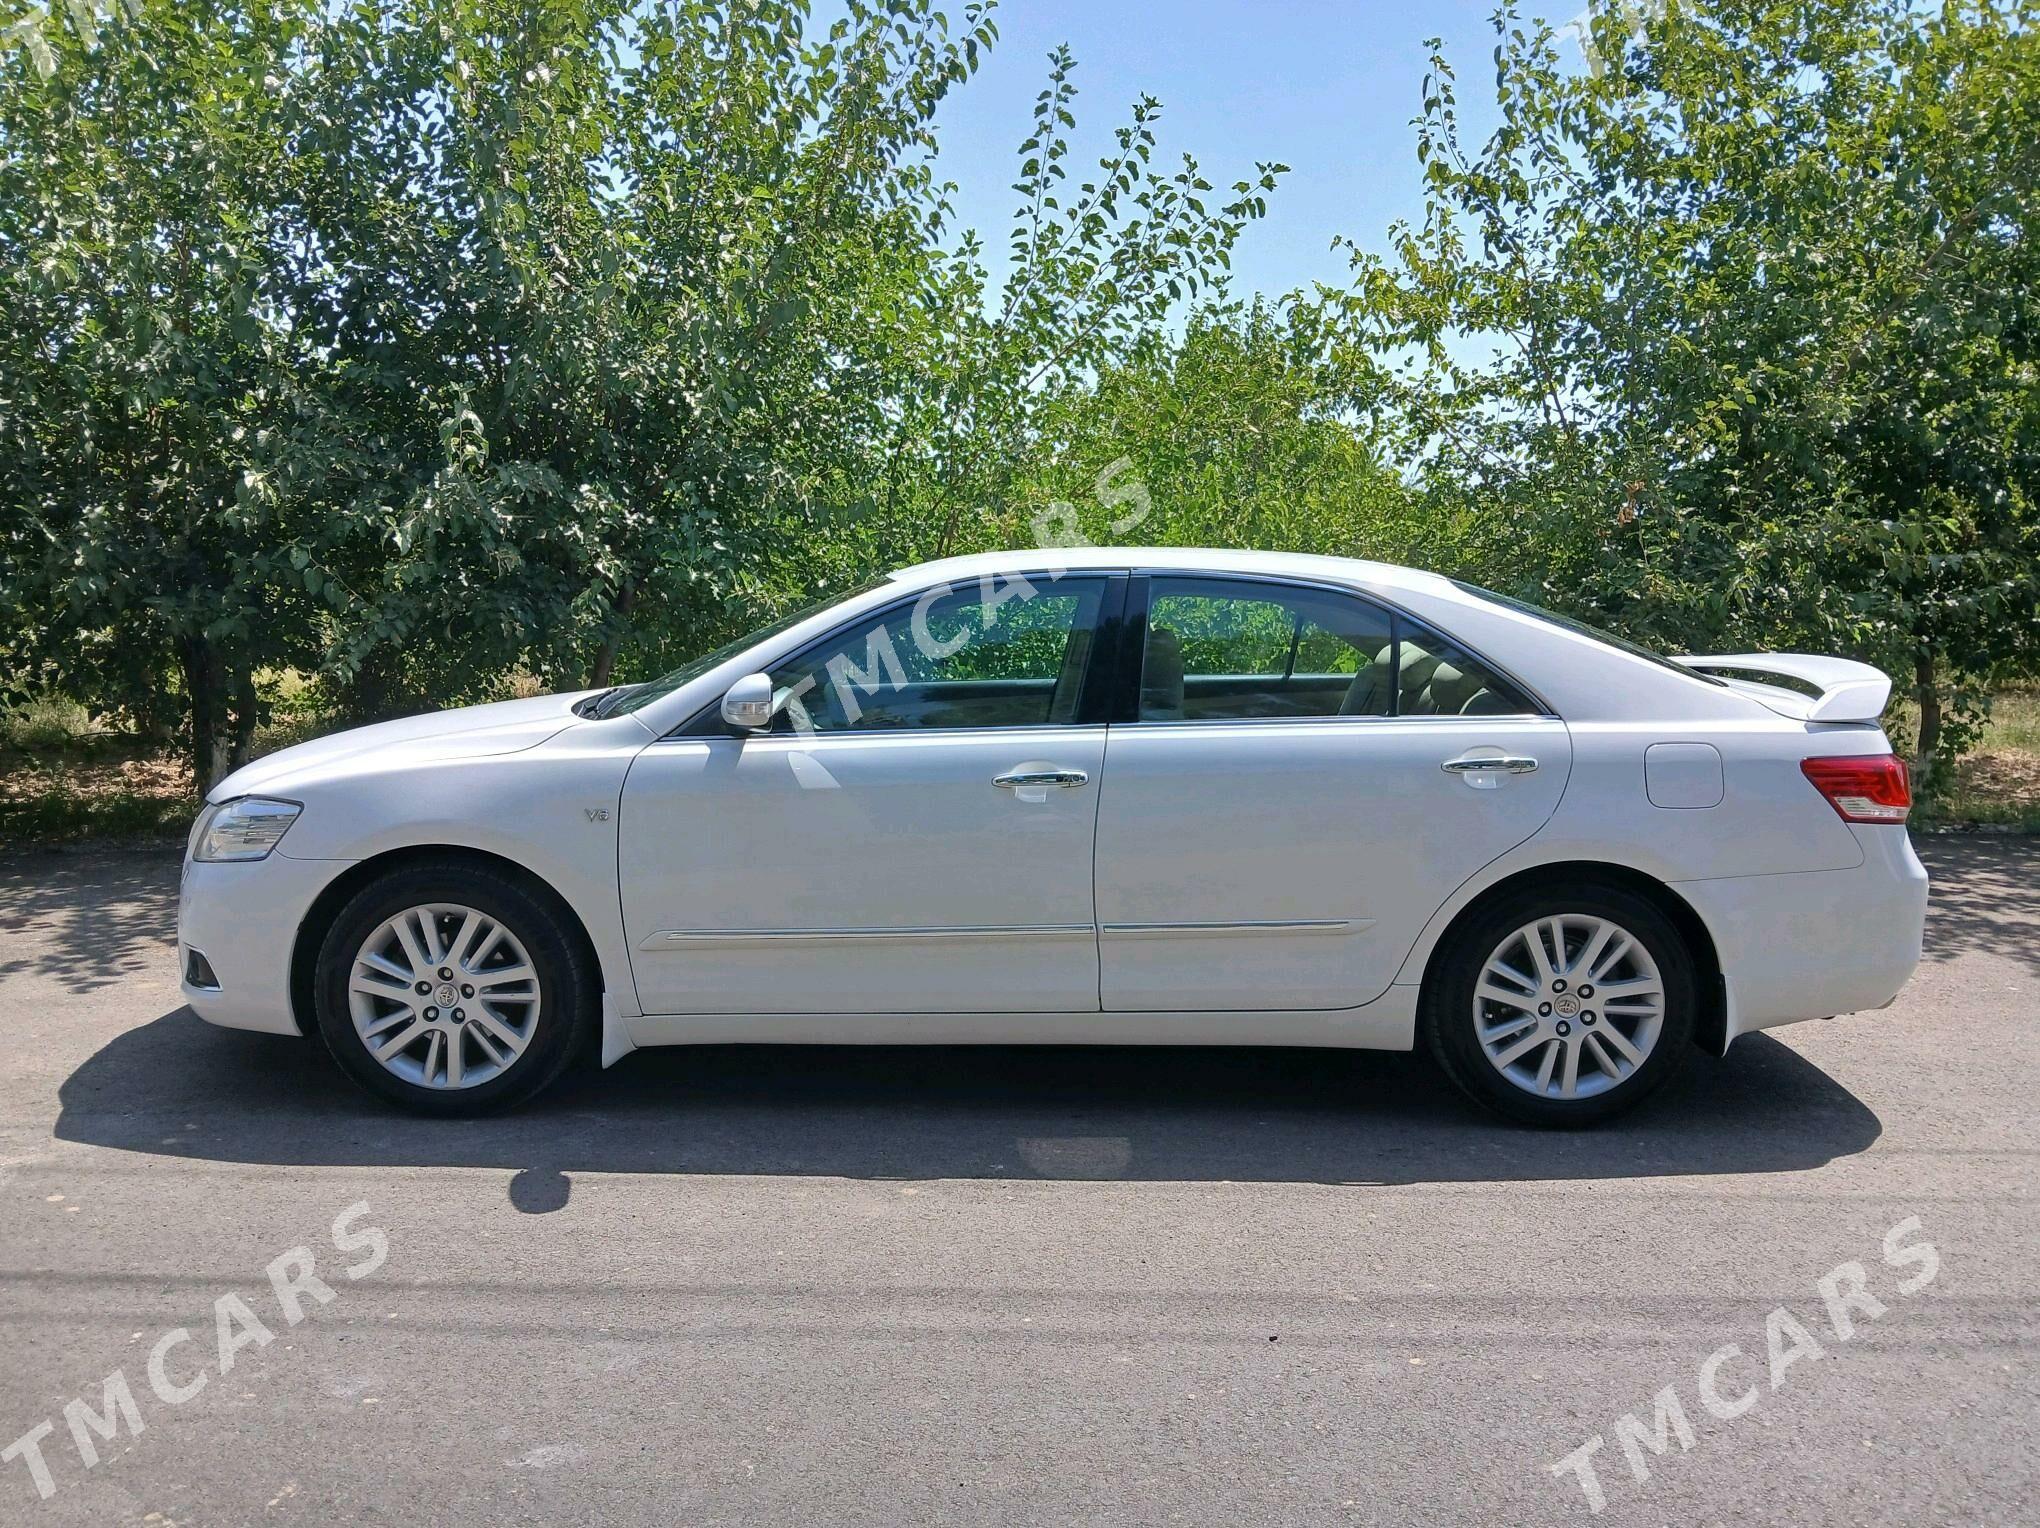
[177,639,260,793]
[586,582,636,689]
[338,646,413,725]
[177,635,224,793]
[1913,649,1940,777]
[229,664,259,772]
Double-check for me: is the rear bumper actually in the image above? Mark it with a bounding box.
[176,852,345,1036]
[1674,827,1929,1046]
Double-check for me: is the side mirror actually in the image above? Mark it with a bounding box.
[720,672,777,731]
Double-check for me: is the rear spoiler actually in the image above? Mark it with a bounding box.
[1670,653,1893,723]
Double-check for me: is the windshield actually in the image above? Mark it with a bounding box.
[1450,581,1725,685]
[592,576,891,718]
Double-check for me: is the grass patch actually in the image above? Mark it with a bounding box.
[0,756,197,846]
[1916,748,2040,832]
[0,695,115,754]
[1881,685,2040,830]
[2,696,195,845]
[1978,686,2040,754]
[0,678,350,848]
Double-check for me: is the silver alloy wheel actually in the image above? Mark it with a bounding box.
[347,903,541,1090]
[1472,914,1666,1100]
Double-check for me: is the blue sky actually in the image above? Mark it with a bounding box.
[925,0,1579,303]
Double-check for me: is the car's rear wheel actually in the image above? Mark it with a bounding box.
[1422,883,1695,1127]
[312,862,594,1115]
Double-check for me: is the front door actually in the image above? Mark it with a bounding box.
[620,574,1114,1015]
[1093,574,1571,1011]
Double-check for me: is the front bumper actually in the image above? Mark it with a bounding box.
[1675,826,1930,1046]
[177,851,347,1036]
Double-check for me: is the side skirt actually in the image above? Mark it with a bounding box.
[620,985,1419,1052]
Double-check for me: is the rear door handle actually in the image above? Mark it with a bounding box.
[993,768,1089,789]
[1442,755,1539,775]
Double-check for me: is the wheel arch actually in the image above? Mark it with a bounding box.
[289,844,605,1039]
[1412,860,1728,1055]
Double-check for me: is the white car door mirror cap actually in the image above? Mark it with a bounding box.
[720,672,777,731]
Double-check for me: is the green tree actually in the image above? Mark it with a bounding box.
[0,0,352,786]
[1328,0,2040,771]
[1011,302,1428,560]
[280,0,1003,697]
[823,44,1287,572]
[3,0,1285,783]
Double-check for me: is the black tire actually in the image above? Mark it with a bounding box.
[1420,881,1696,1127]
[312,860,595,1116]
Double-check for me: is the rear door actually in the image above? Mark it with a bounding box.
[1094,574,1571,1012]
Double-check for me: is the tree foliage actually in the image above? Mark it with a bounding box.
[1012,302,1437,561]
[1329,0,2040,768]
[0,0,1279,784]
[4,0,2036,790]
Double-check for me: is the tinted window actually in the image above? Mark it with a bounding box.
[1392,628,1533,716]
[1139,578,1394,721]
[1137,577,1533,721]
[771,575,1106,733]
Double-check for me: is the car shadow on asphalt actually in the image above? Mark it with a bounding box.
[0,849,179,995]
[1916,836,2040,978]
[53,1007,1881,1207]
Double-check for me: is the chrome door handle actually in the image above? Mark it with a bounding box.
[1442,755,1539,775]
[993,768,1089,789]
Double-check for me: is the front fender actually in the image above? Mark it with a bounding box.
[275,726,648,1022]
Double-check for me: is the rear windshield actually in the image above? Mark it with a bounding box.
[1450,581,1725,685]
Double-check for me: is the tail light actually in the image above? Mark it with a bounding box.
[1801,754,1911,823]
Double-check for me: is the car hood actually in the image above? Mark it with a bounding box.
[208,690,598,803]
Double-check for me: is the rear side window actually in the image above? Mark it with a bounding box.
[1392,630,1533,717]
[1137,577,1532,722]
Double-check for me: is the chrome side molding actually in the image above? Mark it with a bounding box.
[640,924,1094,951]
[1100,919,1370,939]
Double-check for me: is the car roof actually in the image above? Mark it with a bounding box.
[886,546,1461,598]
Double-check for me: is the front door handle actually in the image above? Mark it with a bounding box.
[993,767,1090,790]
[1442,755,1539,775]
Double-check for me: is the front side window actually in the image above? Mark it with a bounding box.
[1137,577,1531,721]
[594,576,891,718]
[770,575,1107,733]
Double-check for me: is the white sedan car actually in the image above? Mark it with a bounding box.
[178,548,1928,1125]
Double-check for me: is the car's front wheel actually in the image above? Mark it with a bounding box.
[312,861,594,1115]
[1422,883,1696,1127]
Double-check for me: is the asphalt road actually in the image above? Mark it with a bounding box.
[1,839,2035,1526]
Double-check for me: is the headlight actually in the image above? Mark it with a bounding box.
[192,797,302,862]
